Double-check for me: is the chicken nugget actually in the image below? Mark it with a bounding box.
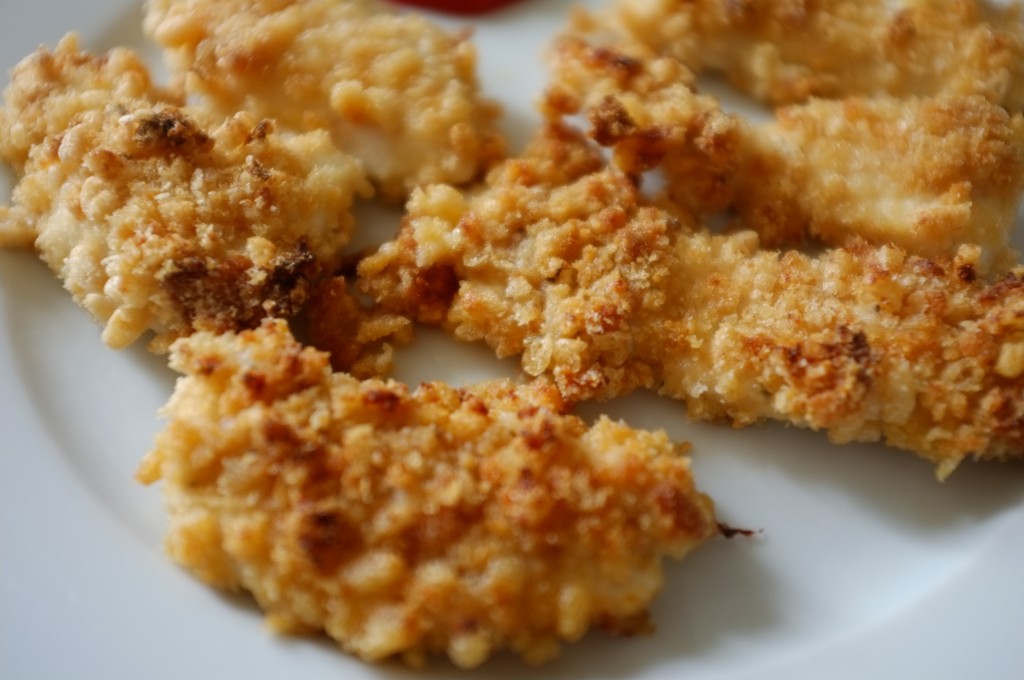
[145,0,505,201]
[137,319,717,668]
[0,35,370,351]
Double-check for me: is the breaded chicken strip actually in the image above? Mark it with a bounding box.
[601,0,1024,109]
[0,36,369,351]
[361,124,1024,476]
[145,0,505,201]
[545,33,1024,272]
[136,319,717,668]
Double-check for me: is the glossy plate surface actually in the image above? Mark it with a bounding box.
[1,1,1023,678]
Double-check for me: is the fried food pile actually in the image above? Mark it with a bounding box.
[2,0,1024,671]
[0,0,720,668]
[137,320,716,668]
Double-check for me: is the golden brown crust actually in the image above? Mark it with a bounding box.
[137,319,717,668]
[601,0,1024,109]
[361,125,1024,475]
[0,35,369,350]
[145,0,506,201]
[302,275,413,377]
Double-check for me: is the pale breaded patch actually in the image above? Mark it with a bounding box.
[0,35,369,351]
[601,0,1024,109]
[362,124,1024,475]
[137,319,717,668]
[145,0,505,201]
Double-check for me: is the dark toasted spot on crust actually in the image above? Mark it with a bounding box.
[131,107,212,154]
[246,118,274,143]
[596,610,653,637]
[520,414,557,451]
[162,242,319,333]
[457,619,480,634]
[910,257,944,279]
[244,371,267,398]
[466,396,489,416]
[411,264,460,323]
[196,355,221,376]
[264,242,319,313]
[247,156,271,180]
[263,418,300,446]
[842,328,872,369]
[784,326,873,379]
[162,254,250,327]
[981,272,1024,304]
[363,387,403,411]
[299,510,363,573]
[517,405,539,419]
[587,46,642,79]
[589,96,638,146]
[957,262,977,283]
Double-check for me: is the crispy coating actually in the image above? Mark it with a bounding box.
[544,32,1024,271]
[144,0,505,201]
[600,0,1024,109]
[136,319,717,668]
[361,124,1024,476]
[0,35,369,351]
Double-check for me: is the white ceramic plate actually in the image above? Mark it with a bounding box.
[2,1,1023,678]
